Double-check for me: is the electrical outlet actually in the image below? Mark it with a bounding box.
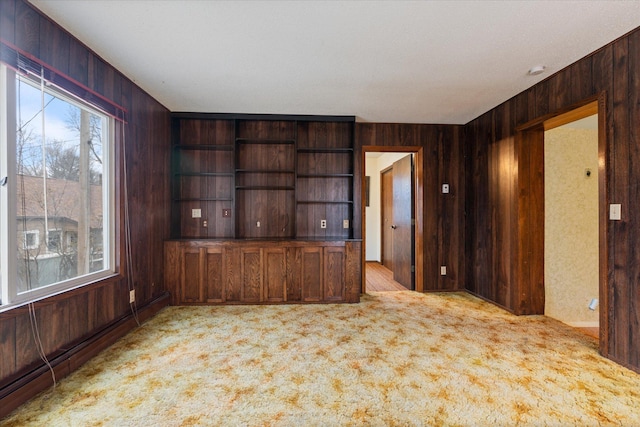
[129,290,135,304]
[222,209,231,217]
[343,219,349,228]
[442,184,450,194]
[256,221,261,228]
[320,219,327,229]
[440,266,447,275]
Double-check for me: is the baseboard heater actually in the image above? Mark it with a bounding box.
[0,292,170,419]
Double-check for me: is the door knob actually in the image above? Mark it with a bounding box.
[391,225,397,229]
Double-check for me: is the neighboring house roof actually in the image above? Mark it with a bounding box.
[16,174,103,229]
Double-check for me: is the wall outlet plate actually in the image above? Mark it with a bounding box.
[440,266,447,275]
[192,208,201,218]
[222,208,231,217]
[321,219,327,229]
[610,204,621,220]
[129,289,135,304]
[343,219,349,228]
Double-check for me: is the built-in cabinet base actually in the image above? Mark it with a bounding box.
[165,240,361,305]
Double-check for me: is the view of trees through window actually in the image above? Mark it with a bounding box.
[16,77,108,293]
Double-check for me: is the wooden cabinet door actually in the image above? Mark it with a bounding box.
[324,246,345,301]
[264,247,287,302]
[204,247,224,303]
[240,247,263,302]
[180,246,225,303]
[301,247,323,302]
[181,247,203,303]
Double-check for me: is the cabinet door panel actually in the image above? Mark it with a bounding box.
[224,247,242,302]
[182,250,202,302]
[302,247,323,302]
[286,247,302,302]
[205,249,224,302]
[241,248,263,302]
[264,248,286,302]
[324,247,345,301]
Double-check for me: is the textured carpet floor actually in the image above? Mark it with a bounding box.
[3,291,640,426]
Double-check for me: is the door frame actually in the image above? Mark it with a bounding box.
[362,146,424,293]
[515,94,608,355]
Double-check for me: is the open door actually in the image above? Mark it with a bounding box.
[392,154,414,289]
[380,154,414,290]
[381,167,394,271]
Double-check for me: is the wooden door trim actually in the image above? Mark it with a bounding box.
[515,93,608,356]
[362,146,424,293]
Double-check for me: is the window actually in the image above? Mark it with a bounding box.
[46,229,62,252]
[23,230,40,250]
[0,63,115,308]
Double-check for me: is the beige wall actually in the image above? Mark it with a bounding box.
[544,122,599,326]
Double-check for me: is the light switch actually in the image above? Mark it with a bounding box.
[610,204,621,221]
[192,208,201,218]
[440,266,447,275]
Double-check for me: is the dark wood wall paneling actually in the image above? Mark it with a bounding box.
[355,123,464,291]
[464,26,640,371]
[0,0,171,400]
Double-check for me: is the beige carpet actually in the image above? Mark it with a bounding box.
[3,291,640,426]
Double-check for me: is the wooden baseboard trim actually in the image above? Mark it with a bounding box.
[0,292,170,420]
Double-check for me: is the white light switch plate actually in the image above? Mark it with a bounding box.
[610,204,621,220]
[192,208,201,218]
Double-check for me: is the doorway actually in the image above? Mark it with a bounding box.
[517,97,607,350]
[363,148,422,293]
[544,114,600,339]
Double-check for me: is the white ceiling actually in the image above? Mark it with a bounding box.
[31,1,640,125]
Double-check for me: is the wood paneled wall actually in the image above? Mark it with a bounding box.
[464,26,640,372]
[0,0,171,407]
[356,124,464,291]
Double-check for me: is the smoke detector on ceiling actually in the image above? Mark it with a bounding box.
[528,65,546,76]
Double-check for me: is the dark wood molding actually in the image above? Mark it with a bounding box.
[171,112,356,122]
[0,292,170,419]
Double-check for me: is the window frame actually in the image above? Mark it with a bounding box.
[0,64,117,311]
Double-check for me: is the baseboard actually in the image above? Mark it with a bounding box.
[565,321,599,328]
[0,292,170,420]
